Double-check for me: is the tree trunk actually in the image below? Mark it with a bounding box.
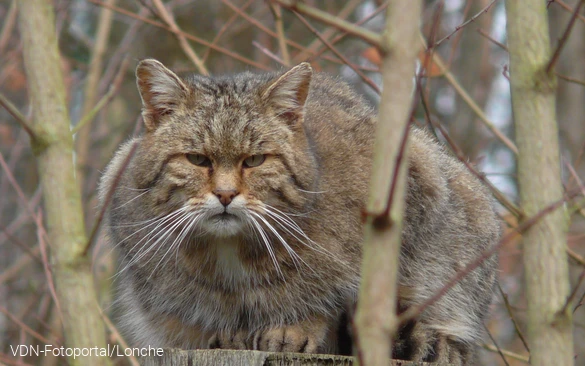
[505,1,574,365]
[353,0,421,365]
[17,0,111,365]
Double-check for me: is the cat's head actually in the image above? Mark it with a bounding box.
[129,59,318,238]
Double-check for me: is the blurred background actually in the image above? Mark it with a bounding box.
[0,0,584,364]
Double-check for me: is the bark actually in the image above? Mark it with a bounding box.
[141,349,433,366]
[17,0,111,365]
[505,1,574,365]
[353,1,421,365]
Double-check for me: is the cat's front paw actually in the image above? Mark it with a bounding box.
[252,321,329,353]
[208,330,251,350]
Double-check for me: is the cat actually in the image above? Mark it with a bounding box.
[98,59,500,365]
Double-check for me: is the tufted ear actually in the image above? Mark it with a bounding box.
[261,62,313,125]
[136,59,189,131]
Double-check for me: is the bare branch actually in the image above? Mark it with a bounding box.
[433,0,497,47]
[72,57,129,134]
[269,3,290,66]
[87,0,270,71]
[270,0,382,48]
[546,0,585,73]
[353,0,422,363]
[0,93,36,139]
[292,12,380,94]
[151,0,209,75]
[82,142,137,256]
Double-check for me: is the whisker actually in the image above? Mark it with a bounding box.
[111,189,151,211]
[248,214,284,280]
[133,209,194,267]
[147,212,200,281]
[250,211,306,271]
[296,188,327,194]
[262,206,343,264]
[263,202,317,218]
[114,207,191,277]
[174,214,202,274]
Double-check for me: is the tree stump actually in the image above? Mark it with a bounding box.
[142,349,433,365]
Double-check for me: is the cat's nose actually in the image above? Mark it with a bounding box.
[213,189,239,207]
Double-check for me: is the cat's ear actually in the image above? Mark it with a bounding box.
[136,59,189,131]
[262,62,312,124]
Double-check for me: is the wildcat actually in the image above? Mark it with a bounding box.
[98,59,500,365]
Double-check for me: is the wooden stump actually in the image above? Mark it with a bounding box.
[142,349,433,365]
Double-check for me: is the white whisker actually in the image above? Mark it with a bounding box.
[261,205,343,264]
[248,214,284,279]
[112,189,151,211]
[113,207,191,278]
[250,211,306,271]
[296,188,327,194]
[147,212,201,281]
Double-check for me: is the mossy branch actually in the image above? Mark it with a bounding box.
[353,1,422,365]
[17,0,111,364]
[505,0,574,364]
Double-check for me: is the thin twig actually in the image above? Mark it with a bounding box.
[477,28,508,50]
[36,210,63,325]
[483,322,510,366]
[99,309,140,366]
[201,0,254,63]
[481,343,530,363]
[0,93,36,139]
[445,0,471,68]
[0,249,39,285]
[564,158,585,197]
[293,12,381,94]
[76,0,116,178]
[497,283,530,352]
[292,0,362,63]
[271,0,382,48]
[423,107,522,217]
[0,152,41,222]
[252,41,287,66]
[0,0,17,54]
[562,267,585,313]
[269,3,290,66]
[151,0,209,75]
[98,6,148,94]
[552,0,585,23]
[420,34,519,155]
[308,2,388,63]
[0,224,42,263]
[568,246,585,266]
[72,56,130,134]
[557,73,585,87]
[87,0,270,71]
[546,0,585,73]
[221,0,349,67]
[434,0,497,47]
[82,142,138,256]
[0,306,54,345]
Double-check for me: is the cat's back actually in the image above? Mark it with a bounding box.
[302,73,376,196]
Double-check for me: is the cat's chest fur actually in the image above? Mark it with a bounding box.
[213,237,251,286]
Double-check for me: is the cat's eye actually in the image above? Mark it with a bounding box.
[186,153,211,167]
[243,154,266,168]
